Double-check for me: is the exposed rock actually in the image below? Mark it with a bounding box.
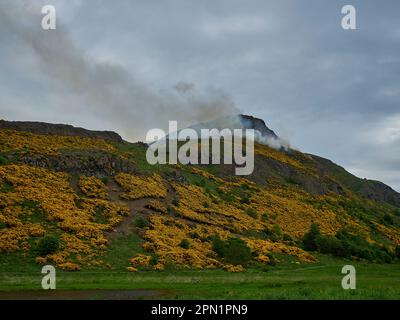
[0,120,123,143]
[238,114,278,139]
[187,114,278,140]
[11,150,135,177]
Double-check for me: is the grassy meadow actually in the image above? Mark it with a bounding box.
[1,252,399,300]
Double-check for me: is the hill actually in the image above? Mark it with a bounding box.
[0,116,399,274]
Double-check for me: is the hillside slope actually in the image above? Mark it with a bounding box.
[0,118,399,273]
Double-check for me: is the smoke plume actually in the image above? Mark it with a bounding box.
[0,1,239,141]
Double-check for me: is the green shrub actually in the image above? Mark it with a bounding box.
[223,237,252,266]
[150,255,159,265]
[396,245,400,259]
[381,213,394,226]
[240,195,250,204]
[211,236,225,257]
[267,253,277,266]
[272,224,282,237]
[224,238,252,265]
[263,224,283,242]
[245,208,258,219]
[302,223,320,251]
[316,235,349,257]
[179,238,190,249]
[240,183,250,190]
[167,206,175,215]
[283,234,293,242]
[0,181,13,193]
[135,216,149,228]
[304,227,395,263]
[223,194,235,203]
[101,176,109,185]
[37,235,59,256]
[0,155,9,166]
[189,231,200,239]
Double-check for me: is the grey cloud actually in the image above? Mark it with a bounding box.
[0,1,239,140]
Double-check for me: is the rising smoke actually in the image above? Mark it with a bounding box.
[0,1,239,141]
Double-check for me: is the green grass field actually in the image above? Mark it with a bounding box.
[1,253,399,300]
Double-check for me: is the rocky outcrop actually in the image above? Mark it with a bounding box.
[187,114,278,140]
[0,120,123,143]
[11,150,135,177]
[238,114,278,139]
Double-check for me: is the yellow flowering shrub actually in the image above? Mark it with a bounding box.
[189,167,225,183]
[246,238,316,263]
[0,129,115,156]
[78,176,108,199]
[251,188,342,238]
[153,263,165,271]
[58,262,81,271]
[35,257,47,265]
[115,173,167,200]
[146,200,167,214]
[172,183,264,233]
[127,266,138,272]
[256,254,270,263]
[129,254,152,267]
[0,164,128,268]
[224,264,245,272]
[143,214,222,269]
[255,144,305,170]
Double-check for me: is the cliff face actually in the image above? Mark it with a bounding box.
[0,120,123,143]
[238,114,278,139]
[188,114,278,140]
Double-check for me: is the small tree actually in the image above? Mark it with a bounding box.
[179,238,190,249]
[37,235,59,256]
[396,245,400,259]
[302,223,320,251]
[211,236,225,257]
[223,237,252,266]
[245,208,258,219]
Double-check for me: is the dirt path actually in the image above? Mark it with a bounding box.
[106,180,155,239]
[105,177,228,238]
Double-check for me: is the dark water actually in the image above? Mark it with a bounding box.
[0,289,165,300]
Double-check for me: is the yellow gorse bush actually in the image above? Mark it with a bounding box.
[0,129,115,155]
[79,176,109,199]
[224,264,245,272]
[129,254,152,268]
[143,214,222,269]
[146,200,167,214]
[115,173,167,200]
[0,164,128,269]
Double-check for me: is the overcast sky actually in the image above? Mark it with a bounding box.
[1,0,400,191]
